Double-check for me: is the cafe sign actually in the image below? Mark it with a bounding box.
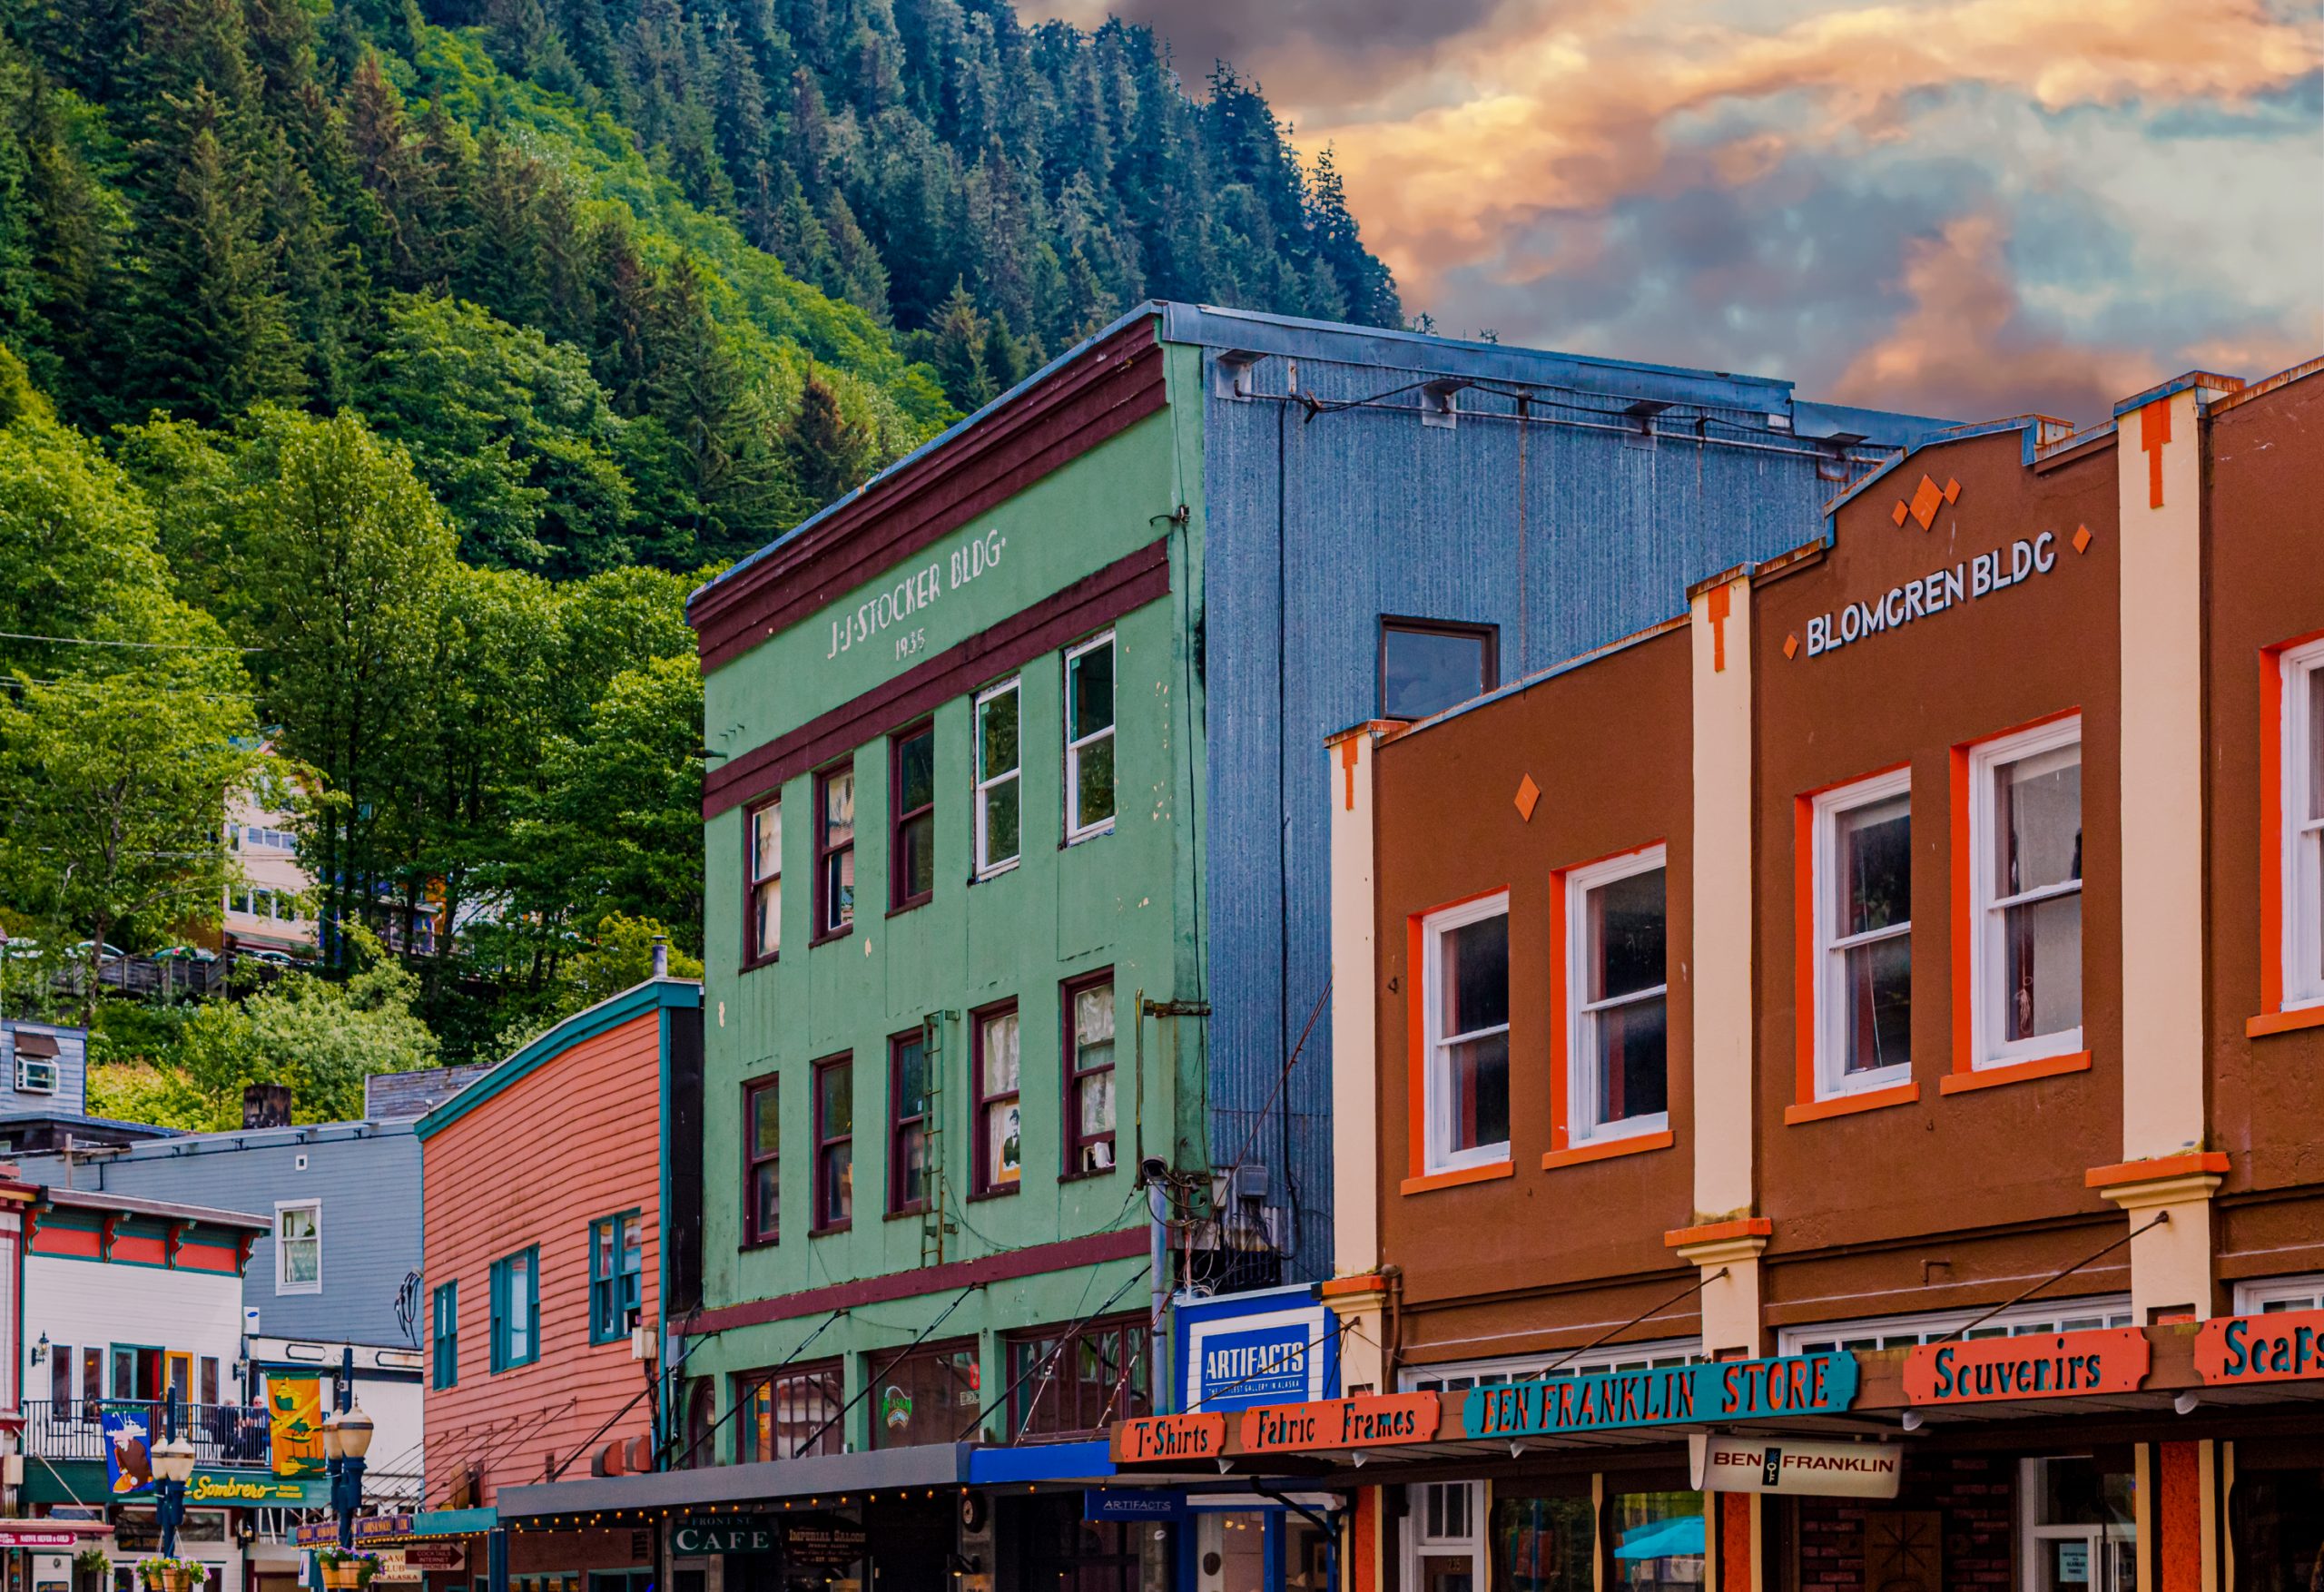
[1110,1411,1226,1464]
[1903,1329,2148,1406]
[1689,1434,1902,1499]
[1465,1354,1858,1440]
[673,1518,776,1555]
[1238,1394,1440,1454]
[2194,1309,2324,1386]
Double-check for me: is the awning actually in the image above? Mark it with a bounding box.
[497,1444,974,1518]
[965,1440,1113,1487]
[1614,1517,1706,1560]
[13,1031,60,1058]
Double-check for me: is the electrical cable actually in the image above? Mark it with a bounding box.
[0,629,259,651]
[793,1285,978,1458]
[952,1261,1150,1441]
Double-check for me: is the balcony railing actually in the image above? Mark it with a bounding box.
[21,1400,273,1467]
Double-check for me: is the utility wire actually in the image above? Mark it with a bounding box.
[793,1286,978,1458]
[954,1261,1150,1441]
[0,628,259,652]
[1935,1214,2167,1343]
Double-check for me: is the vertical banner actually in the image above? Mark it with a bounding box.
[103,1407,155,1496]
[268,1375,328,1477]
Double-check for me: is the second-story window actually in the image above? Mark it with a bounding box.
[1064,975,1117,1174]
[1565,848,1669,1143]
[431,1282,458,1389]
[1970,716,2083,1066]
[890,1029,931,1214]
[891,722,935,909]
[1814,771,1912,1095]
[1382,617,1497,721]
[488,1247,538,1371]
[1422,893,1510,1173]
[813,1056,853,1231]
[2281,639,2324,1009]
[275,1201,320,1294]
[975,678,1021,876]
[736,1361,844,1461]
[743,1076,780,1245]
[748,800,782,961]
[588,1211,642,1344]
[975,1004,1022,1194]
[815,764,856,938]
[1065,633,1116,840]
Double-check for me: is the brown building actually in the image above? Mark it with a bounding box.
[1306,360,2324,1592]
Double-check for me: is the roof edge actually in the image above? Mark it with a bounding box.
[416,978,701,1141]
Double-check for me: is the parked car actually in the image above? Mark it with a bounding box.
[156,944,221,962]
[68,940,127,961]
[236,947,299,968]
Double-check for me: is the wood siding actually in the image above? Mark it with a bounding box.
[421,1009,662,1506]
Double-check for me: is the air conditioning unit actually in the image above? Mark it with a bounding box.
[15,1056,57,1095]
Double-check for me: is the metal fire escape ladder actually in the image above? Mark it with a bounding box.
[920,1009,958,1269]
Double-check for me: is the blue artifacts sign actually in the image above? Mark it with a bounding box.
[103,1408,155,1496]
[1463,1354,1857,1440]
[1177,1283,1339,1413]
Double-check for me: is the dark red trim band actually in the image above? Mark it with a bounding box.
[704,537,1172,820]
[684,1225,1147,1334]
[690,318,1168,674]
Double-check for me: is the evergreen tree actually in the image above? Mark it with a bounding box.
[782,363,870,507]
[928,276,992,410]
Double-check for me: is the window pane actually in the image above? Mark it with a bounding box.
[820,1065,852,1138]
[2308,663,2323,820]
[1069,641,1115,738]
[897,1124,927,1206]
[1384,626,1489,720]
[1594,996,1667,1124]
[982,1011,1020,1096]
[1073,985,1114,1069]
[985,778,1020,865]
[752,1086,780,1156]
[1840,934,1911,1075]
[2004,891,2083,1040]
[826,846,854,927]
[988,1099,1022,1186]
[1588,869,1666,1002]
[1836,794,1909,937]
[1995,745,2081,896]
[753,805,781,881]
[823,770,856,847]
[898,727,934,813]
[753,877,781,954]
[1077,1073,1115,1145]
[1443,914,1509,1037]
[899,811,935,898]
[1447,1029,1510,1153]
[980,688,1019,777]
[1493,1494,1595,1592]
[898,1038,929,1114]
[821,1142,852,1222]
[1074,733,1116,828]
[752,1163,778,1237]
[1609,1491,1705,1592]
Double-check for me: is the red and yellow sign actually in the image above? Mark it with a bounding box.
[2194,1310,2324,1387]
[267,1374,327,1477]
[1238,1394,1440,1454]
[1110,1412,1226,1465]
[1903,1329,2148,1406]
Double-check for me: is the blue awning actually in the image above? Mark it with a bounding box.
[966,1440,1114,1486]
[1614,1516,1706,1560]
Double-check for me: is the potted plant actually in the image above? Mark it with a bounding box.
[74,1548,109,1592]
[317,1548,381,1589]
[133,1558,206,1592]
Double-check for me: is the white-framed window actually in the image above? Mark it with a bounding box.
[748,799,782,960]
[2280,639,2324,1009]
[1064,632,1117,841]
[1403,1480,1485,1592]
[2019,1456,2136,1592]
[1777,1295,2131,1354]
[1813,769,1913,1095]
[974,678,1022,877]
[1565,846,1669,1143]
[1421,892,1511,1174]
[1970,716,2083,1067]
[15,1055,58,1094]
[275,1200,321,1294]
[2232,1273,2324,1314]
[1400,1336,1703,1395]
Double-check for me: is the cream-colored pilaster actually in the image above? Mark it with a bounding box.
[1323,1277,1389,1397]
[1326,722,1398,1285]
[1682,571,1764,1354]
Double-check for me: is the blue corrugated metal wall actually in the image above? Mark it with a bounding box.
[1182,312,1944,1277]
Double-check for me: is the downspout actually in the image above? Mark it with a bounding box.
[1146,1169,1170,1412]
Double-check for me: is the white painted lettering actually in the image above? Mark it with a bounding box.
[1905,581,1926,621]
[1807,614,1829,655]
[1972,553,1994,597]
[2034,532,2055,572]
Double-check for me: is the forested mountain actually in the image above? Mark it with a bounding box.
[0,0,1399,570]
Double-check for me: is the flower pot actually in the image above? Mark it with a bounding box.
[159,1569,192,1592]
[321,1566,353,1590]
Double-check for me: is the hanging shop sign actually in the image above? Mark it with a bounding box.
[2194,1309,2324,1386]
[1902,1329,2148,1406]
[0,1531,86,1549]
[290,1513,405,1548]
[1464,1353,1858,1440]
[1689,1434,1902,1499]
[672,1518,776,1556]
[401,1546,467,1572]
[187,1469,329,1506]
[1111,1411,1227,1464]
[1238,1394,1441,1455]
[103,1407,156,1497]
[1177,1283,1338,1413]
[1084,1490,1187,1521]
[268,1375,329,1478]
[783,1519,867,1569]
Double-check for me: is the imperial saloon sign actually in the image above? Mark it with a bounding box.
[1464,1353,1857,1440]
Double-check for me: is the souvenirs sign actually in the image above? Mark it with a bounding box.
[1903,1329,2148,1406]
[1464,1353,1857,1440]
[2194,1309,2324,1387]
[1110,1411,1227,1465]
[1689,1434,1902,1499]
[1238,1394,1440,1454]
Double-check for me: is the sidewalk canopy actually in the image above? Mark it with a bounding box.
[497,1444,974,1518]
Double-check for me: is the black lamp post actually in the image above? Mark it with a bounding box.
[153,1391,198,1558]
[320,1350,374,1551]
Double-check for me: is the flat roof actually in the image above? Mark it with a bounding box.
[496,1443,972,1516]
[39,1184,271,1231]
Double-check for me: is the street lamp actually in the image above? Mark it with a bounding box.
[321,1350,373,1550]
[153,1393,199,1558]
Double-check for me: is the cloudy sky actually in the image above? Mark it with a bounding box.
[1031,0,2322,426]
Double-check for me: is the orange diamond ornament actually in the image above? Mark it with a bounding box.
[1514,774,1541,821]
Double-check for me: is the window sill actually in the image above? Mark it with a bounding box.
[2246,1004,2324,1038]
[886,896,931,919]
[738,949,779,974]
[809,925,854,949]
[966,1184,1020,1203]
[1061,823,1116,849]
[1400,1160,1514,1195]
[1059,1164,1118,1184]
[1937,1049,2092,1095]
[883,1204,931,1222]
[1784,1081,1920,1124]
[1541,1129,1674,1169]
[739,1235,779,1253]
[810,1221,852,1238]
[971,858,1022,885]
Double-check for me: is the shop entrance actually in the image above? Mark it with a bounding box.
[2020,1457,2136,1592]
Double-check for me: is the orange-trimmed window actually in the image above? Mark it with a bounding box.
[1420,892,1511,1173]
[2278,638,2324,1012]
[1561,848,1668,1143]
[1966,716,2083,1068]
[1809,770,1912,1096]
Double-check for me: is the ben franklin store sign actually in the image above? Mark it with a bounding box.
[1464,1353,1859,1440]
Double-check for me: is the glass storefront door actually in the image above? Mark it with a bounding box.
[2022,1457,2137,1592]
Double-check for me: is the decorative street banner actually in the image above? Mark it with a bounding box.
[1464,1354,1858,1440]
[2194,1310,2324,1386]
[1238,1394,1441,1454]
[1689,1434,1902,1499]
[1902,1329,2149,1406]
[1110,1411,1227,1464]
[269,1375,328,1477]
[103,1407,155,1497]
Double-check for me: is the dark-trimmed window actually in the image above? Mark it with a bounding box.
[1065,633,1117,840]
[743,1075,780,1246]
[890,1028,931,1214]
[812,1056,853,1232]
[973,1003,1021,1195]
[1381,617,1497,720]
[735,1360,844,1461]
[747,799,782,963]
[891,722,935,910]
[431,1282,458,1389]
[1007,1315,1149,1439]
[487,1246,538,1372]
[867,1339,979,1449]
[1062,974,1117,1174]
[587,1211,642,1344]
[814,764,856,938]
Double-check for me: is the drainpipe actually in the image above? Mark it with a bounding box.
[1142,1159,1170,1412]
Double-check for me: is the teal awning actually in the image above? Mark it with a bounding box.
[1614,1516,1706,1560]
